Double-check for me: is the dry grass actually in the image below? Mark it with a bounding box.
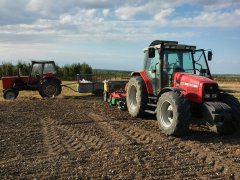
[219,82,240,100]
[0,80,239,101]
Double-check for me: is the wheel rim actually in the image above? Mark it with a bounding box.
[5,91,15,99]
[160,101,174,128]
[129,85,137,109]
[44,84,56,96]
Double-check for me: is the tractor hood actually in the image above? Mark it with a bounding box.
[173,72,219,103]
[1,76,37,90]
[174,72,217,86]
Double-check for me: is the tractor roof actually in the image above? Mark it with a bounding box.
[149,40,178,46]
[144,40,196,52]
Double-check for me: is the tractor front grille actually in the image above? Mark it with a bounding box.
[203,84,219,101]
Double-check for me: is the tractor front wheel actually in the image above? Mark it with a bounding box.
[3,89,19,100]
[126,76,148,117]
[156,92,190,136]
[209,93,240,134]
[39,79,61,98]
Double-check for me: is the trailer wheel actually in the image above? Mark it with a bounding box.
[127,76,148,117]
[39,79,61,98]
[211,93,240,134]
[3,89,18,100]
[156,92,190,136]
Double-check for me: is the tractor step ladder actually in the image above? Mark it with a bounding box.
[148,96,157,100]
[145,110,156,114]
[147,103,157,107]
[145,96,158,114]
[148,96,158,104]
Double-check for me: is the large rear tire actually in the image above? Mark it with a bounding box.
[39,79,61,98]
[156,92,190,136]
[126,76,148,117]
[3,89,19,100]
[211,93,240,134]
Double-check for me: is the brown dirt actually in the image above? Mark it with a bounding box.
[0,96,239,179]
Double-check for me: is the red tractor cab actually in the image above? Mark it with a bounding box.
[126,40,240,136]
[2,60,62,100]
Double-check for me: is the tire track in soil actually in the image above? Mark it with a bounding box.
[88,113,131,146]
[89,112,168,145]
[42,116,107,154]
[41,117,66,155]
[59,124,105,152]
[177,139,240,179]
[87,113,232,179]
[117,119,239,178]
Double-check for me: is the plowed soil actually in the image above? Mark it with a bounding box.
[0,96,240,179]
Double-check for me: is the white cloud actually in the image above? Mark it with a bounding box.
[0,0,239,44]
[26,0,43,12]
[235,9,240,16]
[154,8,174,25]
[170,10,240,27]
[84,9,97,17]
[102,9,109,16]
[60,14,73,24]
[115,6,144,20]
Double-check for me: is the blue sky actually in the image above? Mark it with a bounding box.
[0,0,239,74]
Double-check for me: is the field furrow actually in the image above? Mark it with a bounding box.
[0,97,239,179]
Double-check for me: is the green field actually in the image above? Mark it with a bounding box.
[0,80,239,101]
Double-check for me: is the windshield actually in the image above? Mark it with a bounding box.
[193,50,211,77]
[43,63,56,74]
[163,49,211,78]
[163,50,195,74]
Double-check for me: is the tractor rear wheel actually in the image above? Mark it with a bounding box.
[127,76,148,117]
[39,79,61,98]
[156,91,190,136]
[3,89,19,100]
[210,93,240,134]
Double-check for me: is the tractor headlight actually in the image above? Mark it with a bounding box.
[203,84,219,100]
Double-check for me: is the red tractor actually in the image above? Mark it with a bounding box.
[2,60,62,100]
[126,40,240,136]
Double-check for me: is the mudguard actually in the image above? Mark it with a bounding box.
[159,87,184,96]
[131,71,153,94]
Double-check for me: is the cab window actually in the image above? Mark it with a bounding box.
[31,64,43,76]
[43,63,56,74]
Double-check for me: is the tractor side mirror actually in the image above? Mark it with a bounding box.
[208,51,212,61]
[148,47,155,58]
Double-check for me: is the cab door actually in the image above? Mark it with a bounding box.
[145,49,160,95]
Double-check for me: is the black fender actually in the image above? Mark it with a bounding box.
[158,87,184,97]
